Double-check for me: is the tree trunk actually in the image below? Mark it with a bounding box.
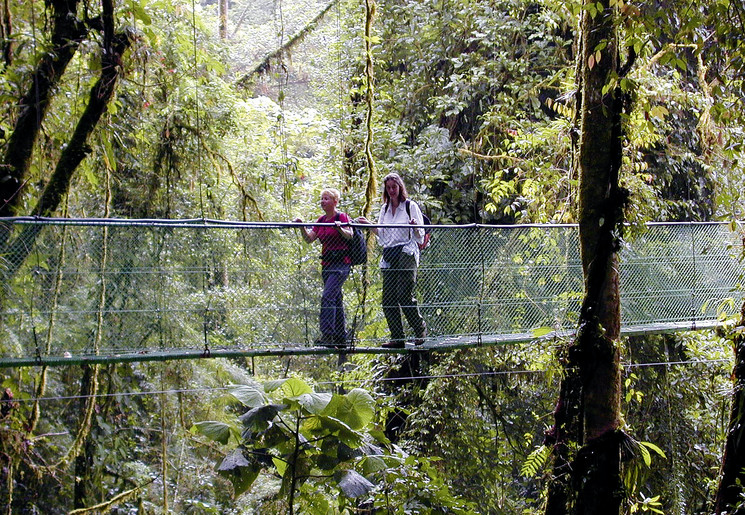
[545,345,583,514]
[72,365,96,509]
[219,0,228,39]
[574,1,624,513]
[545,22,586,515]
[0,0,12,67]
[546,2,627,513]
[383,354,426,442]
[237,0,338,85]
[714,301,745,514]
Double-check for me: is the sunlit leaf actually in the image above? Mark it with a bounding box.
[336,469,375,498]
[192,421,232,445]
[229,383,266,408]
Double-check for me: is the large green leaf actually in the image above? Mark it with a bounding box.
[217,449,260,498]
[368,429,391,446]
[263,379,287,393]
[337,441,363,462]
[229,383,266,408]
[298,392,332,414]
[318,390,373,431]
[192,421,232,445]
[317,416,363,447]
[217,448,251,471]
[317,451,342,471]
[342,389,375,430]
[273,456,288,476]
[278,377,314,399]
[336,469,375,498]
[319,393,344,418]
[360,455,387,475]
[239,404,283,439]
[357,442,386,474]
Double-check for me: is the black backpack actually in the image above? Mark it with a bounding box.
[336,213,367,266]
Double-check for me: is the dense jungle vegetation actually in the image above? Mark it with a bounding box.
[1,0,744,513]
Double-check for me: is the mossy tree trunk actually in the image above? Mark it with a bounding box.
[1,0,134,279]
[219,0,228,39]
[546,1,627,513]
[545,344,583,514]
[574,1,625,513]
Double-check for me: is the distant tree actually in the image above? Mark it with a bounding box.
[219,0,228,38]
[1,0,89,223]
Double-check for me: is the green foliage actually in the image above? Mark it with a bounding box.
[193,377,470,512]
[624,439,667,514]
[369,452,476,514]
[370,0,579,223]
[2,0,745,512]
[521,444,551,478]
[404,347,556,513]
[622,332,732,512]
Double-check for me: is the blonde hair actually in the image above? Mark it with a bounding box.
[321,188,341,203]
[381,173,408,205]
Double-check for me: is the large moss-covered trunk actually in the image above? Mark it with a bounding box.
[574,2,624,513]
[0,0,133,278]
[547,2,625,513]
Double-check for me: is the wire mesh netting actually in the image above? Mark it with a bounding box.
[0,218,742,365]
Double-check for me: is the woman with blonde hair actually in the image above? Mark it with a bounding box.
[358,173,427,348]
[295,188,353,347]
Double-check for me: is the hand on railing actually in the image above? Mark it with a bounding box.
[356,216,377,235]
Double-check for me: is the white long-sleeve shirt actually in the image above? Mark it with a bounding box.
[377,199,425,267]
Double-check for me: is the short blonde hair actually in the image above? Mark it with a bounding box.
[321,188,341,203]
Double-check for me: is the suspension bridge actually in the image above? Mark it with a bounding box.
[0,218,742,368]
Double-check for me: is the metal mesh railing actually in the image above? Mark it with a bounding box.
[0,218,742,365]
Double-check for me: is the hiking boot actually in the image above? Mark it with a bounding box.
[414,325,427,346]
[314,336,337,348]
[382,340,405,349]
[334,333,349,348]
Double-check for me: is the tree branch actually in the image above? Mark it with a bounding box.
[68,480,154,515]
[458,148,526,163]
[237,0,339,87]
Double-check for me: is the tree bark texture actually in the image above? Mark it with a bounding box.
[545,3,627,514]
[1,0,12,67]
[714,301,745,514]
[544,23,586,515]
[575,1,624,513]
[545,345,583,515]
